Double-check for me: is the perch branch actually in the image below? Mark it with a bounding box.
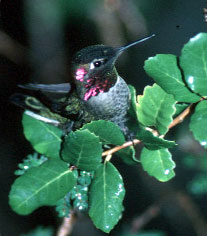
[168,103,194,129]
[102,139,141,156]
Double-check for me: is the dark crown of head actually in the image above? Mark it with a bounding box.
[72,45,117,65]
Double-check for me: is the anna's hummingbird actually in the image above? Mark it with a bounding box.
[71,34,155,133]
[12,34,155,135]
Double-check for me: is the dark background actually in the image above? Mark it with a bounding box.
[0,0,207,235]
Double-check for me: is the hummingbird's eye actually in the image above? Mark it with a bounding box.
[94,61,102,67]
[90,59,107,69]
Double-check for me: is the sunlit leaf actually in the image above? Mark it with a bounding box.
[62,130,102,171]
[81,120,125,145]
[136,127,176,150]
[180,33,207,96]
[137,84,176,134]
[22,112,62,159]
[190,100,207,148]
[144,54,200,102]
[89,162,125,233]
[128,85,138,119]
[140,148,175,182]
[9,160,76,215]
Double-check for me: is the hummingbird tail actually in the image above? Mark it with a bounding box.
[18,83,71,94]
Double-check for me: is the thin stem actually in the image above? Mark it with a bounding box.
[102,139,141,157]
[168,103,194,129]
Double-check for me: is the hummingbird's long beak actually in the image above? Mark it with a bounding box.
[117,34,155,54]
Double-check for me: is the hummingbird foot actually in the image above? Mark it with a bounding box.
[117,122,136,142]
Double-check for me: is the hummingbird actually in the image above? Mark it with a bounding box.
[12,34,155,136]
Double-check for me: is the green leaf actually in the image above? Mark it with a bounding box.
[9,160,76,215]
[128,85,138,119]
[81,120,125,145]
[136,127,176,150]
[137,84,176,135]
[180,33,207,96]
[140,148,175,182]
[22,112,63,159]
[89,162,125,233]
[144,54,200,102]
[190,100,207,148]
[117,146,139,165]
[62,130,102,171]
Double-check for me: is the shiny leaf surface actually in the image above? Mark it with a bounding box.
[81,120,125,145]
[137,84,176,135]
[62,130,102,171]
[141,148,175,182]
[128,85,138,119]
[144,54,200,102]
[22,112,62,159]
[180,33,207,96]
[9,160,76,215]
[190,100,207,148]
[89,162,125,233]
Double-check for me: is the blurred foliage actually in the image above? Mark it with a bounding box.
[20,226,54,236]
[182,154,207,196]
[119,229,166,236]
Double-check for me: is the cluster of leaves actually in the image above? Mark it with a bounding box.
[9,33,207,233]
[144,33,207,148]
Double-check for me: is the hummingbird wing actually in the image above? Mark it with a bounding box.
[10,93,45,111]
[18,83,71,94]
[10,93,66,127]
